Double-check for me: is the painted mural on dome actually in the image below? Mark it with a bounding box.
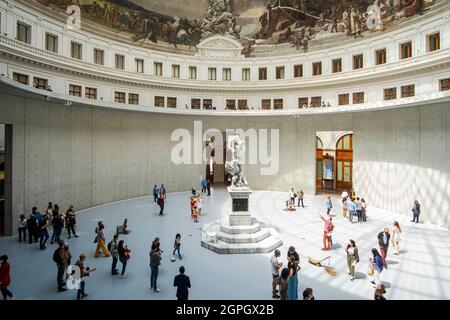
[34,0,439,55]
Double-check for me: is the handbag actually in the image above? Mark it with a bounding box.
[367,262,374,276]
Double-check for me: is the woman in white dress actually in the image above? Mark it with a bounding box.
[391,221,402,255]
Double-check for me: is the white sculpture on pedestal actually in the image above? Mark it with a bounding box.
[225,131,248,188]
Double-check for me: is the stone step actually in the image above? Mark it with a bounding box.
[201,232,283,254]
[218,228,271,244]
[220,223,261,234]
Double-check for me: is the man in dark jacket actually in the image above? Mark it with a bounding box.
[53,240,71,292]
[377,228,390,269]
[173,266,191,300]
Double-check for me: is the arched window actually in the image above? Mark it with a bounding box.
[316,137,323,149]
[336,134,352,150]
[336,134,353,189]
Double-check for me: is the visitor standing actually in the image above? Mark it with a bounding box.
[341,190,348,204]
[197,194,203,216]
[46,202,53,217]
[377,228,390,269]
[319,213,334,251]
[206,180,211,196]
[287,246,300,300]
[326,196,333,215]
[160,184,166,199]
[51,214,64,244]
[347,199,357,223]
[270,250,283,298]
[38,214,50,250]
[75,254,96,300]
[391,222,402,255]
[355,197,363,222]
[27,213,38,243]
[411,200,420,223]
[345,240,359,281]
[190,195,197,219]
[53,240,71,292]
[192,206,199,223]
[0,255,15,300]
[94,222,110,257]
[150,249,162,293]
[201,178,207,194]
[361,198,367,221]
[173,233,182,260]
[153,185,160,203]
[33,207,43,224]
[108,234,119,275]
[18,214,27,242]
[66,206,78,238]
[151,237,163,254]
[173,266,191,300]
[289,188,296,205]
[158,193,165,216]
[370,248,384,287]
[343,198,348,218]
[117,240,130,278]
[53,204,59,218]
[279,268,290,300]
[297,190,304,208]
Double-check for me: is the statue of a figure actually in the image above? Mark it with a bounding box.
[225,131,248,188]
[201,0,241,39]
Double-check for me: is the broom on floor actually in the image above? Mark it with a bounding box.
[308,256,337,276]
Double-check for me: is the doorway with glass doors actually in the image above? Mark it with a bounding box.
[316,131,353,193]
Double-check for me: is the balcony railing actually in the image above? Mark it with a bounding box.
[1,34,449,92]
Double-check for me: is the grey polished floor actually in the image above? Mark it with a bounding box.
[1,188,449,300]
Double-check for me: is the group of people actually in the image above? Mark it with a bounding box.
[285,188,305,211]
[341,190,368,223]
[17,202,78,250]
[270,247,314,300]
[153,184,167,216]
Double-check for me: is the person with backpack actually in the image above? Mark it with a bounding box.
[94,222,110,257]
[117,240,130,278]
[377,228,390,269]
[319,213,334,251]
[370,248,384,287]
[53,240,71,292]
[108,235,119,275]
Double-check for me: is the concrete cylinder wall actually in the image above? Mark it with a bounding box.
[0,93,449,234]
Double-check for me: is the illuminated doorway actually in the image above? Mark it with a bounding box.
[316,131,353,192]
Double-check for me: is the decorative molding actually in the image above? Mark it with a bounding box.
[196,35,244,60]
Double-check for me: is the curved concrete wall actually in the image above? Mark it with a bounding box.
[0,92,449,233]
